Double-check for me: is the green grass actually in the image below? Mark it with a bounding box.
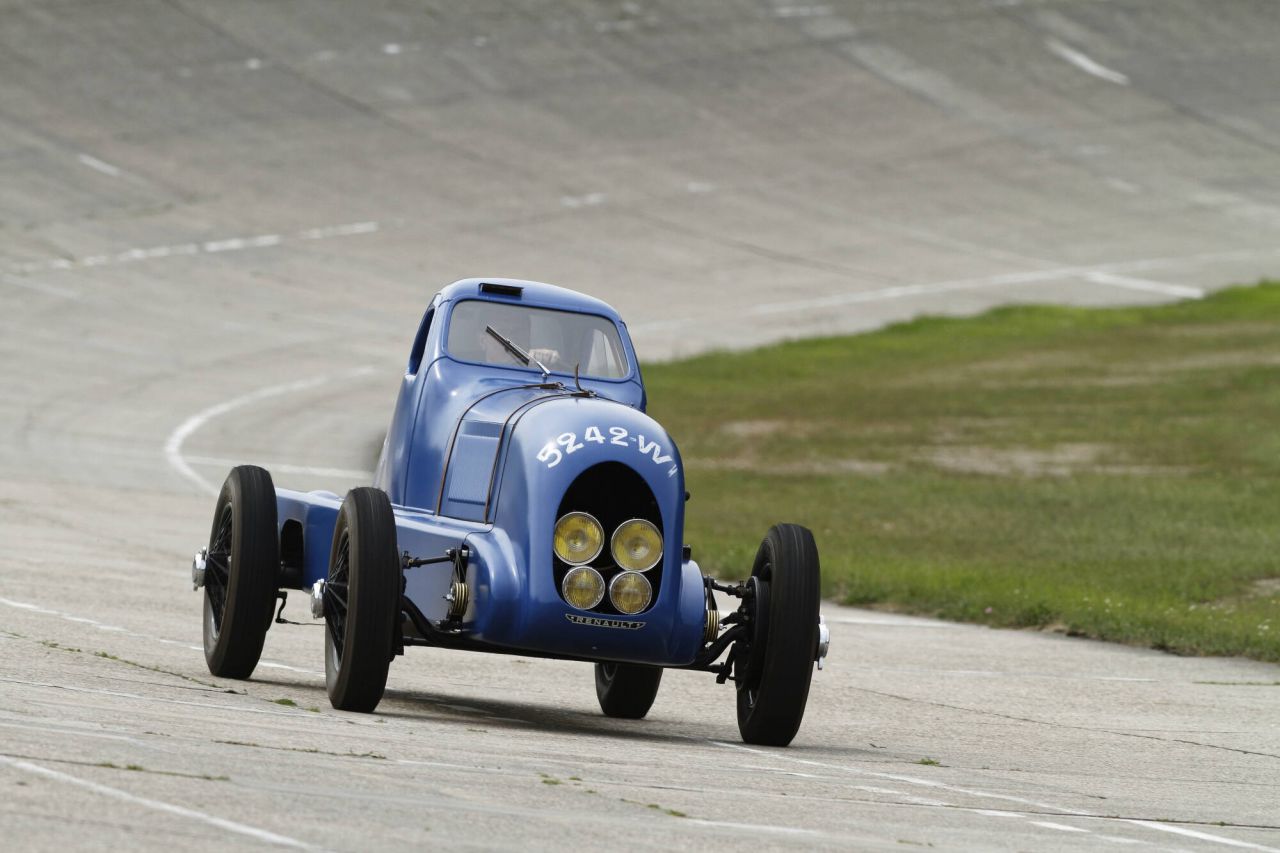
[644,282,1280,662]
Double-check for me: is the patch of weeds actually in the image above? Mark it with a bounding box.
[40,640,81,653]
[568,776,582,782]
[539,773,562,786]
[621,798,686,817]
[307,706,321,713]
[90,649,222,688]
[1194,680,1280,686]
[466,727,488,733]
[273,698,298,707]
[89,759,226,782]
[916,757,942,766]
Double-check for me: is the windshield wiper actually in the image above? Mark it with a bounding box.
[485,325,550,380]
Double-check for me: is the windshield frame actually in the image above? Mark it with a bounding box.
[442,298,635,383]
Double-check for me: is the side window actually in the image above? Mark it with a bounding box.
[586,329,622,377]
[407,308,434,375]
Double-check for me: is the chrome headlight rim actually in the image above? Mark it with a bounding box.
[609,517,663,572]
[608,570,653,615]
[554,511,605,566]
[561,565,607,610]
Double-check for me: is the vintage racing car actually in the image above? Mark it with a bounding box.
[191,278,829,745]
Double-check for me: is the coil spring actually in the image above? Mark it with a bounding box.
[703,607,720,645]
[447,581,469,619]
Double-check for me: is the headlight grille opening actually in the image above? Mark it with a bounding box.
[553,462,663,615]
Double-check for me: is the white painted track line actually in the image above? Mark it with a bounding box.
[1046,38,1131,86]
[0,756,319,850]
[163,369,374,496]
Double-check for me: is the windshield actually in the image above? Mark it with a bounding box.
[446,300,630,379]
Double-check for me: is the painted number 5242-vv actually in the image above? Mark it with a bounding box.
[537,426,677,476]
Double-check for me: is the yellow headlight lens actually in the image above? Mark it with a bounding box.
[609,571,652,615]
[561,566,606,610]
[554,512,604,565]
[610,518,662,572]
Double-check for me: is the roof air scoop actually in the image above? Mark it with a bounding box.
[480,282,523,297]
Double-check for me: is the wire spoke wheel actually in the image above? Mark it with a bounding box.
[204,506,233,630]
[202,466,279,679]
[734,524,820,747]
[324,487,400,713]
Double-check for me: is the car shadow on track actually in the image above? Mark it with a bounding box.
[241,674,728,745]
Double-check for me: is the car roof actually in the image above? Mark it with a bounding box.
[437,278,625,323]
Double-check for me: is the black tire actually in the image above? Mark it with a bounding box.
[595,662,663,719]
[325,487,400,713]
[203,466,280,679]
[735,524,821,747]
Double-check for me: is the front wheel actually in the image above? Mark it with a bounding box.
[595,662,662,719]
[324,487,401,713]
[203,466,279,679]
[735,524,821,746]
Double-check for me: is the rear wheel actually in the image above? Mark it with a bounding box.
[203,466,279,679]
[595,662,662,719]
[325,487,400,713]
[735,524,821,746]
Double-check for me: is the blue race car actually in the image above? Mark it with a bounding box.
[191,279,829,745]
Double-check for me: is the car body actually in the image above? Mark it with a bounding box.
[194,278,828,745]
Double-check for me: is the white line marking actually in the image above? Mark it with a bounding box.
[1123,820,1280,851]
[712,741,1276,851]
[559,192,607,209]
[245,57,264,70]
[1032,821,1091,833]
[297,221,379,240]
[1085,271,1204,299]
[1046,38,1130,85]
[382,43,402,55]
[750,269,1066,315]
[163,368,374,496]
[747,246,1277,317]
[683,819,818,836]
[4,222,379,275]
[203,234,282,253]
[1097,837,1148,846]
[183,455,373,481]
[773,5,833,18]
[0,755,317,849]
[77,153,122,177]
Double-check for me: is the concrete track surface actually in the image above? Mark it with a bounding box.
[2,1,1278,850]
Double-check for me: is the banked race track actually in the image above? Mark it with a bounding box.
[2,1,1278,850]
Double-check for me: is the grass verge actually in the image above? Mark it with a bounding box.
[644,282,1280,662]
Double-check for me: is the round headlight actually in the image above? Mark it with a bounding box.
[554,512,604,565]
[561,566,606,610]
[609,571,652,615]
[610,518,662,572]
